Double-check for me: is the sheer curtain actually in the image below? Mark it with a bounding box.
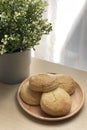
[33,0,87,71]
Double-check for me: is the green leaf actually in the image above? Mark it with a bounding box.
[0,0,52,54]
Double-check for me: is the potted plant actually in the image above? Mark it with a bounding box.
[0,0,52,84]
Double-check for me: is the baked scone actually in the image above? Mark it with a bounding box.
[29,73,58,92]
[20,80,41,105]
[56,74,76,95]
[40,88,72,117]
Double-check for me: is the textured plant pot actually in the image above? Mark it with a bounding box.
[0,50,31,84]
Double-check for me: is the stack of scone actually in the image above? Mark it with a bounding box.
[20,73,77,117]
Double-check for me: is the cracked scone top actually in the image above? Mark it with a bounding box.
[40,88,72,117]
[56,74,76,95]
[29,73,58,92]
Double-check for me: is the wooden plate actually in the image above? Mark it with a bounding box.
[17,78,85,121]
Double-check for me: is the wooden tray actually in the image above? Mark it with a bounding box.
[17,78,85,121]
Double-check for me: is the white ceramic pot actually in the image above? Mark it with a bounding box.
[0,50,31,84]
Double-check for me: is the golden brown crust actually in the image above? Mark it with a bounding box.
[56,74,76,95]
[20,80,41,105]
[40,88,72,117]
[29,73,58,92]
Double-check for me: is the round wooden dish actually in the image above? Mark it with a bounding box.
[17,78,85,121]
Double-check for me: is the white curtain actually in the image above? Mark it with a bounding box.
[33,0,87,71]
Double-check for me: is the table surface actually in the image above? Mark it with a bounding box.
[0,57,87,130]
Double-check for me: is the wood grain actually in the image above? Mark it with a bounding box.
[17,78,84,121]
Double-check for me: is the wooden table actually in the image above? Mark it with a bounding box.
[0,58,87,130]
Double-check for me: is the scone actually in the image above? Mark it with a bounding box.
[56,74,76,95]
[40,88,72,117]
[20,80,41,105]
[29,73,58,92]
